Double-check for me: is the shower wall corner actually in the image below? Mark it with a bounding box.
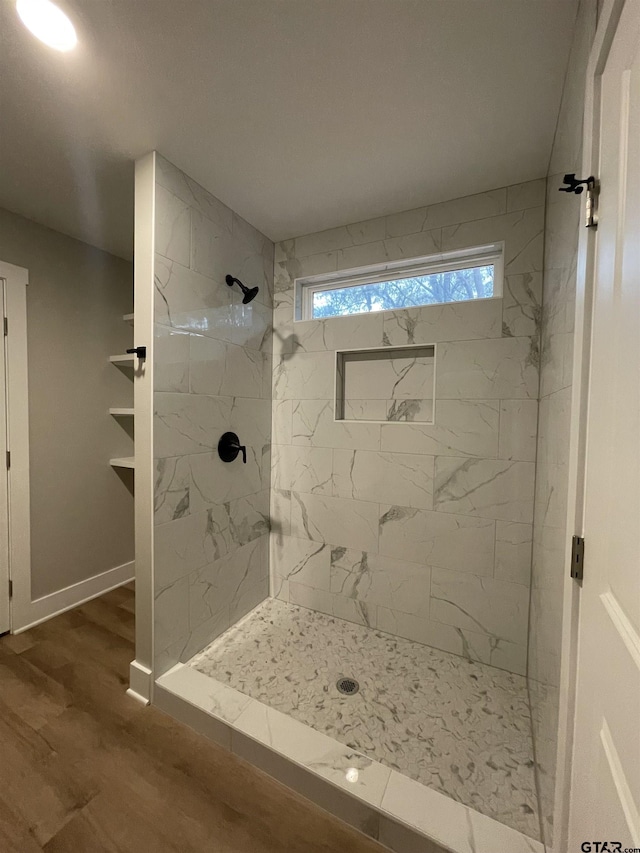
[134,151,274,683]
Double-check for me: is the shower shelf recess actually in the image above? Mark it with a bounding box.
[109,407,134,416]
[109,353,135,364]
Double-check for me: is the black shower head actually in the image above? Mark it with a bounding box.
[225,274,260,304]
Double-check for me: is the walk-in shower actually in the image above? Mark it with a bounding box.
[150,152,546,853]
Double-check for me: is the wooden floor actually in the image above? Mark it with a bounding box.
[0,587,386,853]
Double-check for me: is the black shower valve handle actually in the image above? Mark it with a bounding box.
[218,432,247,464]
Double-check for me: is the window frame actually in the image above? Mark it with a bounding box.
[295,242,504,322]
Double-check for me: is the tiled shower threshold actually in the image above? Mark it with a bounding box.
[154,602,543,853]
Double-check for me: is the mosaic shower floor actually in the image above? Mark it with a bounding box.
[188,598,540,840]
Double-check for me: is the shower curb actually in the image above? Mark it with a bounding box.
[154,665,543,853]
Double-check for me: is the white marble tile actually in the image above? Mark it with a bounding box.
[503,272,542,338]
[189,598,539,835]
[342,399,389,421]
[233,699,393,808]
[291,399,381,450]
[295,226,356,258]
[154,456,191,525]
[180,607,231,664]
[230,297,272,351]
[382,770,476,853]
[506,179,546,213]
[441,207,544,276]
[273,351,335,400]
[271,535,331,591]
[290,492,379,552]
[271,399,292,445]
[430,567,530,645]
[343,350,434,403]
[187,333,226,396]
[272,444,333,496]
[226,490,270,548]
[155,184,191,266]
[288,581,334,616]
[331,547,430,618]
[155,154,233,235]
[378,816,449,853]
[290,313,384,353]
[436,337,539,400]
[381,400,499,458]
[270,488,291,538]
[332,449,434,510]
[336,229,441,271]
[230,576,269,625]
[156,665,251,724]
[418,187,507,231]
[434,458,535,523]
[345,216,388,246]
[223,342,264,399]
[154,254,234,341]
[375,606,527,676]
[154,506,229,589]
[382,299,502,346]
[154,576,189,653]
[154,324,190,392]
[379,505,495,576]
[331,594,375,628]
[189,448,263,508]
[494,522,533,585]
[154,393,231,458]
[190,209,241,284]
[188,537,267,630]
[468,809,543,853]
[498,400,538,462]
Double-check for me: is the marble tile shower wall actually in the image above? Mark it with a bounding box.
[152,155,274,675]
[270,181,545,676]
[528,1,597,845]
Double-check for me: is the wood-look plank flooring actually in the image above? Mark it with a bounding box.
[0,587,386,853]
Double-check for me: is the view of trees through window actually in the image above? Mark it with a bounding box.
[311,263,494,319]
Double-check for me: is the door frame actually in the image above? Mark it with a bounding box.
[554,1,627,849]
[0,260,31,635]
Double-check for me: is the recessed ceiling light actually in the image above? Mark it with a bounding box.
[16,0,77,52]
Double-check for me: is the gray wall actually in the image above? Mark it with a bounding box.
[152,155,274,675]
[0,207,134,599]
[528,0,597,845]
[271,180,545,676]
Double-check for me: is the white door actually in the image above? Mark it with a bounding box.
[570,0,640,848]
[0,277,8,635]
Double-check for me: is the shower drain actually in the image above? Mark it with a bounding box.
[336,676,360,696]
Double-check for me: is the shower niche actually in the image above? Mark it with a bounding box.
[335,344,435,423]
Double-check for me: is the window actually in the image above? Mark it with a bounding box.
[296,243,503,321]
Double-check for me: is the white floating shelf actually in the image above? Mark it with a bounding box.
[110,457,135,469]
[123,313,134,324]
[109,407,134,416]
[109,353,135,364]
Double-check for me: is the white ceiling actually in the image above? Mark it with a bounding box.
[0,0,577,259]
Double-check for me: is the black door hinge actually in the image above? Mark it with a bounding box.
[8,579,12,598]
[5,451,10,469]
[559,174,598,228]
[571,535,585,581]
[3,317,7,336]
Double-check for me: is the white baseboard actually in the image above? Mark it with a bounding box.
[13,560,135,633]
[127,659,152,705]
